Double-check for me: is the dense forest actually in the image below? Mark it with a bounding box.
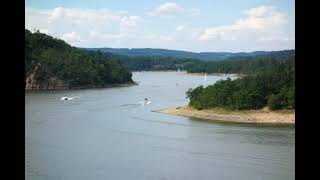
[98,51,294,76]
[101,53,196,71]
[25,29,133,89]
[186,56,295,110]
[184,57,294,74]
[83,48,295,74]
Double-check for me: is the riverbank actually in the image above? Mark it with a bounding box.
[186,72,245,77]
[156,106,295,124]
[132,71,243,77]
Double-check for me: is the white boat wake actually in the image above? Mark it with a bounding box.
[114,100,152,107]
[60,96,79,101]
[137,101,152,105]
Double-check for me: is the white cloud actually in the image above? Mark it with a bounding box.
[234,6,286,30]
[45,7,137,26]
[25,6,142,46]
[39,28,49,34]
[244,6,275,17]
[176,25,185,31]
[257,36,294,42]
[48,7,65,23]
[197,26,230,40]
[61,32,80,43]
[148,2,182,18]
[148,2,199,18]
[197,6,288,41]
[120,16,142,27]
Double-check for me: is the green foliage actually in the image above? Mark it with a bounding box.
[25,29,132,88]
[103,53,197,71]
[98,50,294,76]
[185,57,292,75]
[268,94,285,110]
[186,86,204,109]
[186,56,295,110]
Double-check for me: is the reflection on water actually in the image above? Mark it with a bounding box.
[25,71,294,180]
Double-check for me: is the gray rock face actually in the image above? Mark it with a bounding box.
[25,64,69,90]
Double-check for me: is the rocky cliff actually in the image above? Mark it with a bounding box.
[25,64,69,90]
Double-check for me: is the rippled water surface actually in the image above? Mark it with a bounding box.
[25,71,295,180]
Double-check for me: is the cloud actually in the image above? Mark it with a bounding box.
[148,2,200,18]
[234,6,287,30]
[40,29,49,34]
[257,36,294,42]
[197,6,287,41]
[176,25,185,31]
[44,7,139,26]
[25,4,293,51]
[244,6,276,17]
[25,6,142,46]
[148,2,182,18]
[120,16,142,27]
[48,7,65,23]
[61,32,80,43]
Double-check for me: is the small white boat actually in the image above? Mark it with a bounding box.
[60,96,74,101]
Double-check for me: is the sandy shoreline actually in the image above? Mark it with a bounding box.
[156,106,295,124]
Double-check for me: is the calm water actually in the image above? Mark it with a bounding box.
[25,71,295,180]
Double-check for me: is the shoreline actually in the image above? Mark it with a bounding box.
[25,81,139,91]
[156,106,295,125]
[132,70,179,72]
[132,70,244,77]
[186,72,245,77]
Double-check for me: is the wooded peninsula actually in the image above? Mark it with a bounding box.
[25,29,134,90]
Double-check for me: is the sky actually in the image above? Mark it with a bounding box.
[25,0,295,52]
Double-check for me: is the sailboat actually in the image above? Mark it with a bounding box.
[203,73,207,84]
[178,68,180,72]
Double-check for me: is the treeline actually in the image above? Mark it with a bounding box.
[25,29,133,88]
[184,57,292,74]
[101,53,196,71]
[96,50,294,76]
[186,56,295,110]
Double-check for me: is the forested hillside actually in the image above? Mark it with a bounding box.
[25,30,133,90]
[101,53,196,71]
[100,51,294,76]
[186,56,295,110]
[184,56,294,74]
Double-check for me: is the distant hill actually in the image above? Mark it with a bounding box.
[81,48,295,74]
[82,47,295,61]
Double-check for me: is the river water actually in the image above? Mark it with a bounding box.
[25,71,295,180]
